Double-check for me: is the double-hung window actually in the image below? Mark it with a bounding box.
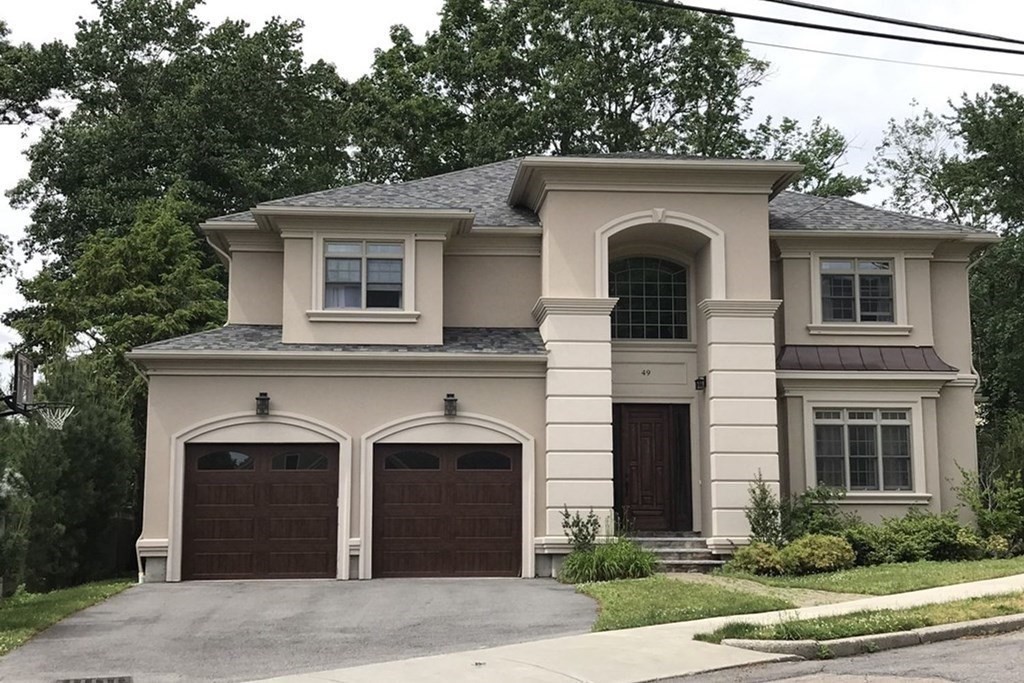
[821,258,894,323]
[324,241,404,309]
[813,408,912,491]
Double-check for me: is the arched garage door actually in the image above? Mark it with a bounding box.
[373,443,521,577]
[182,443,339,580]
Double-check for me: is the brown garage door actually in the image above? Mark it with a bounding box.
[373,443,521,578]
[182,443,338,580]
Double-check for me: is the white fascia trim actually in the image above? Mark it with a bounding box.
[839,492,933,505]
[253,205,475,221]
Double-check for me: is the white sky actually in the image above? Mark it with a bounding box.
[1,0,1023,358]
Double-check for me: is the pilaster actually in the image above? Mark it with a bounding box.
[699,299,782,552]
[534,297,618,535]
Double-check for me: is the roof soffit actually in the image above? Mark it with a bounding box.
[509,157,804,212]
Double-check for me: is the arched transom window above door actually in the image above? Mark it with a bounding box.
[609,257,688,340]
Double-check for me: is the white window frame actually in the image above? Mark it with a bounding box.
[801,395,930,503]
[306,233,419,323]
[811,407,913,492]
[808,252,913,336]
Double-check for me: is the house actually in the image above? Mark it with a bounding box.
[129,154,996,582]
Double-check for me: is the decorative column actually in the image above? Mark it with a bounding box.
[533,297,618,540]
[699,299,782,552]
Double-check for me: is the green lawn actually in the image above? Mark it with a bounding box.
[578,575,794,631]
[0,579,133,656]
[695,591,1024,645]
[723,556,1024,596]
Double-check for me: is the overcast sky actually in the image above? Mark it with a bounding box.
[1,0,1023,360]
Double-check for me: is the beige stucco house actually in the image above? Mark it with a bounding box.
[130,154,996,582]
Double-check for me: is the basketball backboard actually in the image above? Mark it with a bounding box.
[13,352,34,412]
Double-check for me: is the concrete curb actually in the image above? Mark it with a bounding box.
[721,613,1024,659]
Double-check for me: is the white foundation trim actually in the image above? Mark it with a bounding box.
[358,411,537,580]
[594,209,727,299]
[161,412,353,582]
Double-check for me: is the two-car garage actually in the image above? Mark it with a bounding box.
[181,442,522,580]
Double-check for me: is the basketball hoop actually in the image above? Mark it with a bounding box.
[34,403,75,431]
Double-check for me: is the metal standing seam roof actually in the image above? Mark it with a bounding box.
[777,345,958,373]
[204,155,989,234]
[132,325,546,355]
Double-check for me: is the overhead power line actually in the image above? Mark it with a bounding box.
[745,39,1024,79]
[626,0,1024,57]
[756,0,1024,48]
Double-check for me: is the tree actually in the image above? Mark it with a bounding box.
[7,191,226,430]
[869,86,1024,432]
[349,0,769,182]
[751,116,869,197]
[8,0,352,268]
[0,20,70,125]
[7,356,137,591]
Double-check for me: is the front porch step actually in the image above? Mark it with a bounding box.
[629,536,727,573]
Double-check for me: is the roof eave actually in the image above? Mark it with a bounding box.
[770,229,1000,241]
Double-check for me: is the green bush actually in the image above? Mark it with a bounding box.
[560,506,601,553]
[842,523,889,566]
[559,537,656,583]
[984,534,1011,559]
[778,534,855,575]
[745,473,783,546]
[726,542,783,576]
[781,486,858,542]
[881,511,983,562]
[955,466,1024,548]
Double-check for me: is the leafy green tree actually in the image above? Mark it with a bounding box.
[7,191,226,431]
[350,0,768,181]
[869,86,1024,432]
[750,116,869,197]
[0,20,70,125]
[8,356,136,590]
[8,0,352,267]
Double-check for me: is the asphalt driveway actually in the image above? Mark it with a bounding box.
[0,578,597,683]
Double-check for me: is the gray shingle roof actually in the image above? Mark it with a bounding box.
[133,325,545,355]
[769,191,984,233]
[204,156,985,234]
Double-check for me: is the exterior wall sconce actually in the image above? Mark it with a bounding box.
[694,376,707,391]
[255,392,271,416]
[444,393,458,417]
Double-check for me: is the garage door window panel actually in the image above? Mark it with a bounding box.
[457,451,513,470]
[384,451,440,470]
[272,451,329,470]
[197,450,255,470]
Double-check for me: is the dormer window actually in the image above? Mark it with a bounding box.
[325,241,404,309]
[821,258,894,323]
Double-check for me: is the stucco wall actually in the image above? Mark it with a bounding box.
[443,255,540,328]
[227,251,284,325]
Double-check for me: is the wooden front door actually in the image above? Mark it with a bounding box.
[613,404,691,533]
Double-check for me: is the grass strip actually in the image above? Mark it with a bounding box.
[695,591,1024,644]
[0,579,133,656]
[578,575,794,631]
[721,556,1024,596]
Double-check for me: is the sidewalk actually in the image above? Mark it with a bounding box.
[253,573,1024,683]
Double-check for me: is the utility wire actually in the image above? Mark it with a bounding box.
[745,39,1024,79]
[626,0,1024,57]
[756,0,1024,47]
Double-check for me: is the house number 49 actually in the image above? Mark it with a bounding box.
[641,368,652,376]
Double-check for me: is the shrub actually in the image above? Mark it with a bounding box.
[954,466,1024,547]
[745,473,783,546]
[778,534,855,575]
[781,486,858,542]
[558,537,656,583]
[985,534,1011,559]
[881,511,983,562]
[726,542,784,576]
[561,506,601,553]
[842,523,890,566]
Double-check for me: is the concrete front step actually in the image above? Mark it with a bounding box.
[631,537,709,549]
[628,535,727,573]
